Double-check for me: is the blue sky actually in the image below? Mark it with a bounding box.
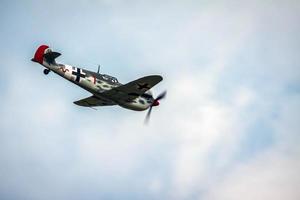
[0,0,300,199]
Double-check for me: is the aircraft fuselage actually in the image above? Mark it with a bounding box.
[42,61,154,111]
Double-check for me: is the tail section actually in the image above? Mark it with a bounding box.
[31,45,61,65]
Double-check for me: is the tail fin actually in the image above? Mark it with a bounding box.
[31,45,61,64]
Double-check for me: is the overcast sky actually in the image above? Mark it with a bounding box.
[0,0,299,199]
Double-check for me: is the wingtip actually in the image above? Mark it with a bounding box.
[157,75,163,81]
[73,101,80,106]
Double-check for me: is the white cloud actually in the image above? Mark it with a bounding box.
[201,93,300,200]
[204,149,300,200]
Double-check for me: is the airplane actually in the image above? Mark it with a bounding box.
[31,45,166,123]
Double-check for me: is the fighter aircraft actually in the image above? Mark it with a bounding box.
[31,45,166,123]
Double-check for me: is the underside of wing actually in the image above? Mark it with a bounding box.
[74,95,116,107]
[102,75,163,102]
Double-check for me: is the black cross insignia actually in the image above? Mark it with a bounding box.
[72,68,86,82]
[137,83,150,90]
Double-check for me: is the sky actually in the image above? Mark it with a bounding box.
[0,0,300,199]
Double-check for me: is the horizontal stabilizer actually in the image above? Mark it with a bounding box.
[44,51,61,64]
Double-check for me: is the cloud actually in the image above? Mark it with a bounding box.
[204,149,300,200]
[203,94,300,200]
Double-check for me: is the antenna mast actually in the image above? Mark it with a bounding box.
[97,65,100,74]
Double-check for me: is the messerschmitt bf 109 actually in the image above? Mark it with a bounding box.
[31,45,166,123]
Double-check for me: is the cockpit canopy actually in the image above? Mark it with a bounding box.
[102,74,118,83]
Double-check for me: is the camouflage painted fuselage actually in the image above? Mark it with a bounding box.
[42,61,154,111]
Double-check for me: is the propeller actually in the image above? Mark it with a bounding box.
[144,90,167,124]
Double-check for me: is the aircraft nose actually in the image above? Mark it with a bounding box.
[152,100,159,106]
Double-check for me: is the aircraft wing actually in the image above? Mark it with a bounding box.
[74,95,116,107]
[102,75,163,101]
